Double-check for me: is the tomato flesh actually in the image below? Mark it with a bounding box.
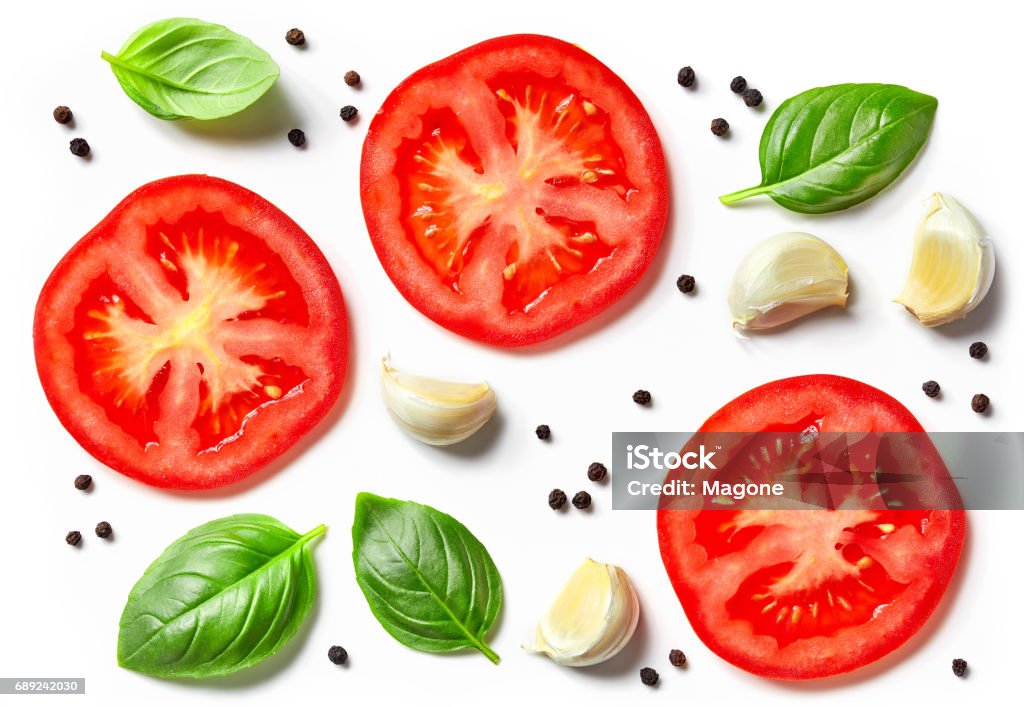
[35,176,347,489]
[362,35,667,346]
[657,376,965,679]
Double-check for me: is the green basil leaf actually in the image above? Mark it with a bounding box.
[352,493,502,664]
[101,18,279,121]
[118,514,324,678]
[720,83,937,214]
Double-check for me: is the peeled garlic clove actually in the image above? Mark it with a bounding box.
[728,232,849,330]
[524,558,639,667]
[380,356,496,446]
[895,193,994,327]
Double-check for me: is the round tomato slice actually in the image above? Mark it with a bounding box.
[360,34,668,346]
[657,375,965,679]
[34,175,347,490]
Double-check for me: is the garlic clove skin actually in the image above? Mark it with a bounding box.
[380,356,496,446]
[523,558,639,667]
[894,193,995,327]
[728,232,849,331]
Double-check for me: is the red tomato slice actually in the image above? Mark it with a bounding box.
[34,175,347,490]
[360,34,668,346]
[657,375,965,679]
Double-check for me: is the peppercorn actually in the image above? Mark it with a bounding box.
[535,424,551,440]
[952,658,967,677]
[95,521,113,539]
[285,28,305,46]
[969,341,988,359]
[53,105,73,124]
[640,667,659,686]
[676,274,696,294]
[69,138,90,157]
[587,462,608,482]
[66,530,82,546]
[633,389,652,406]
[548,488,567,510]
[971,394,990,413]
[287,128,306,147]
[74,474,92,491]
[742,88,764,107]
[711,118,729,137]
[327,645,348,665]
[572,490,592,509]
[340,105,358,122]
[344,70,361,87]
[730,76,747,93]
[669,648,686,667]
[922,381,941,398]
[677,66,695,88]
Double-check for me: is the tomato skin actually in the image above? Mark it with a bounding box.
[657,375,965,680]
[361,34,668,347]
[34,175,348,490]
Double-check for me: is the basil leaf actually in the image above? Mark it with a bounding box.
[720,83,937,214]
[101,18,279,121]
[118,514,324,678]
[352,493,502,664]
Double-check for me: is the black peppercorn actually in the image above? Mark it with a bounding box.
[327,645,348,665]
[285,28,305,46]
[535,424,551,440]
[587,462,607,482]
[669,648,686,667]
[711,118,729,137]
[971,394,990,413]
[571,490,592,509]
[95,521,113,539]
[676,274,696,294]
[922,381,941,398]
[640,667,659,686]
[53,105,73,124]
[548,488,567,510]
[344,70,361,87]
[340,105,358,122]
[677,66,695,88]
[952,658,967,677]
[969,341,988,359]
[66,530,82,546]
[742,88,763,107]
[633,389,652,406]
[730,76,747,93]
[287,128,306,147]
[69,138,90,157]
[74,474,93,490]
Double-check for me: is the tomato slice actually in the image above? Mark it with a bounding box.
[360,34,668,346]
[34,176,347,490]
[657,375,965,679]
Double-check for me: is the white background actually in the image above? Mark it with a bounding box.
[2,0,1021,704]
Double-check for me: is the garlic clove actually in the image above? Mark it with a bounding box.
[380,356,496,446]
[728,232,849,330]
[894,193,995,327]
[524,558,639,667]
